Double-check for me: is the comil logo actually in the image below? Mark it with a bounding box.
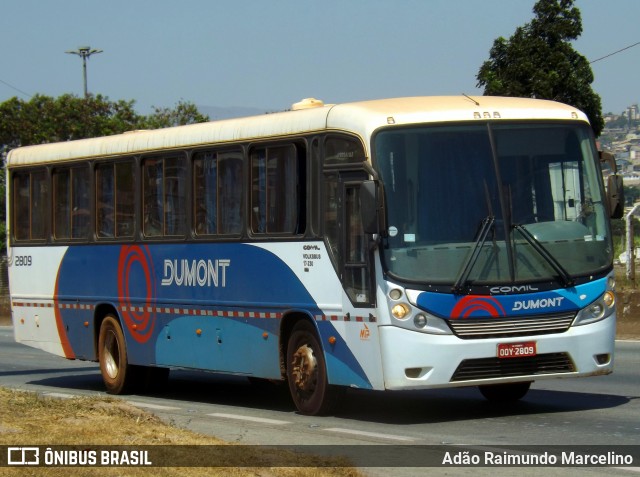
[8,447,39,466]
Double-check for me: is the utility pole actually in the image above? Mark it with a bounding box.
[65,46,103,98]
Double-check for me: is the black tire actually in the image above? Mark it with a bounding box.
[98,315,137,394]
[479,381,532,402]
[286,320,340,415]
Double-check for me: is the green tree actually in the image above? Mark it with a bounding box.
[624,185,640,207]
[0,94,209,253]
[476,0,604,136]
[143,99,210,129]
[0,94,143,151]
[0,94,209,153]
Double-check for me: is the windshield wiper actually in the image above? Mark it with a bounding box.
[513,224,575,288]
[452,216,495,295]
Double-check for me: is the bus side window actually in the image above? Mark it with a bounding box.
[53,166,90,240]
[32,171,48,239]
[143,158,163,237]
[344,183,371,304]
[143,155,186,237]
[250,144,301,235]
[194,149,243,236]
[13,172,31,241]
[194,151,217,235]
[12,170,47,241]
[218,151,243,234]
[164,157,187,236]
[324,172,341,263]
[54,169,71,239]
[96,161,134,239]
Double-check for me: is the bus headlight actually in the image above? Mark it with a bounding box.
[573,291,615,326]
[414,314,428,328]
[388,288,403,300]
[391,303,411,319]
[413,313,452,335]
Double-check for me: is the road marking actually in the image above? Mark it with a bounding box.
[127,401,182,411]
[208,412,291,425]
[43,392,77,399]
[323,427,415,442]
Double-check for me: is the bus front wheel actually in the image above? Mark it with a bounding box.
[479,382,532,402]
[98,315,136,394]
[286,321,339,415]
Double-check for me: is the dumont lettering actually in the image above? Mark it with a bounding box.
[161,259,230,287]
[512,297,564,311]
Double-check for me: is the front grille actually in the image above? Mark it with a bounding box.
[451,352,575,382]
[448,312,576,339]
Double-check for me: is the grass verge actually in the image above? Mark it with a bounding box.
[0,387,363,477]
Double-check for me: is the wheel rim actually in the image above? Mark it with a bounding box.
[103,330,120,380]
[291,344,317,394]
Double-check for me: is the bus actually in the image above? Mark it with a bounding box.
[6,96,623,415]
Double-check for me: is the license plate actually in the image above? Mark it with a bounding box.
[497,341,537,359]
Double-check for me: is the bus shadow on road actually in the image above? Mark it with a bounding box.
[331,387,631,425]
[27,369,631,424]
[29,369,295,412]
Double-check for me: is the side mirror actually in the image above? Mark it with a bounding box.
[607,174,624,219]
[599,150,624,219]
[599,151,617,172]
[360,180,385,234]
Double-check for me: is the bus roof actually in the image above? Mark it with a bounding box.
[6,96,588,167]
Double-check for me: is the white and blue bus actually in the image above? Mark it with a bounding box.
[7,96,623,415]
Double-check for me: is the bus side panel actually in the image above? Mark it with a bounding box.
[51,243,319,371]
[9,246,72,358]
[316,319,376,389]
[47,242,383,389]
[154,315,282,378]
[15,241,383,389]
[250,243,384,390]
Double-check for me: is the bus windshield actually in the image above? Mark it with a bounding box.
[374,122,612,288]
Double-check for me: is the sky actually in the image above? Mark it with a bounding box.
[1,0,639,116]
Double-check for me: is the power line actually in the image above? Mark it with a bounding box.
[0,78,32,99]
[590,41,640,64]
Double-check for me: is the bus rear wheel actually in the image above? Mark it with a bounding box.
[479,382,532,402]
[98,315,136,394]
[286,321,339,415]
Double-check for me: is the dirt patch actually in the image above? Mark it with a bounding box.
[614,290,640,339]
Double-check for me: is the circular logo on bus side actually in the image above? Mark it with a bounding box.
[118,245,157,343]
[451,296,506,318]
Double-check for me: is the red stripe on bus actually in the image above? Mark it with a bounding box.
[53,264,76,360]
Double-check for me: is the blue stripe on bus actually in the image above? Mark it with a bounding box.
[54,243,372,388]
[413,278,607,319]
[317,321,373,389]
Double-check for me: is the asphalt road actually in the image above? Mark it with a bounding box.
[0,326,638,476]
